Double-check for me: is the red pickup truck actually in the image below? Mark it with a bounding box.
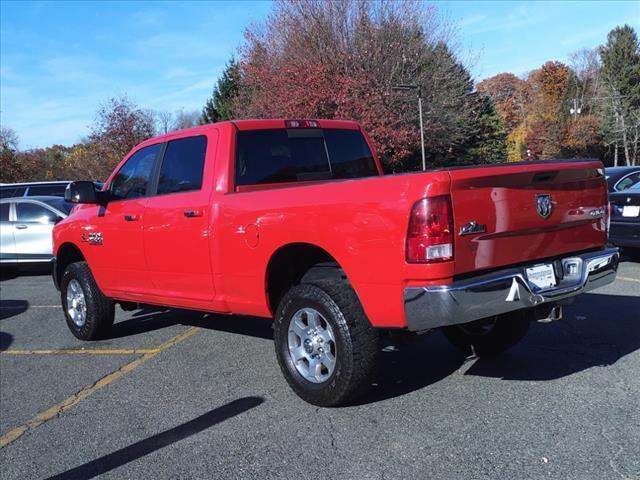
[53,119,619,406]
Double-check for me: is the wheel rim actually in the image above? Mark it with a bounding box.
[66,279,87,327]
[287,307,337,384]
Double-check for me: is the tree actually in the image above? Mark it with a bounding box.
[0,126,23,182]
[234,0,481,169]
[461,95,507,163]
[599,25,640,165]
[88,96,155,175]
[476,73,530,131]
[201,59,241,124]
[173,109,200,130]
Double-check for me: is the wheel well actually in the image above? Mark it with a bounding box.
[56,243,85,286]
[266,243,346,312]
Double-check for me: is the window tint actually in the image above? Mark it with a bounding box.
[235,128,377,186]
[616,172,640,191]
[110,144,160,201]
[27,184,67,197]
[157,136,207,195]
[323,129,378,179]
[16,203,60,223]
[0,187,26,199]
[0,203,9,221]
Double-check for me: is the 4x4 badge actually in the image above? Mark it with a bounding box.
[536,194,553,219]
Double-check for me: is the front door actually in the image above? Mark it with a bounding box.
[144,134,215,301]
[88,143,160,295]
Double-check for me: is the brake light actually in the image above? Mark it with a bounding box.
[285,119,319,128]
[406,195,454,263]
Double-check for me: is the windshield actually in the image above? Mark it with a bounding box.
[42,198,74,215]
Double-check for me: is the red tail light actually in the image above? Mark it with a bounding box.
[285,119,319,128]
[406,195,454,263]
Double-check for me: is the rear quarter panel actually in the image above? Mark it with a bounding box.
[216,171,451,327]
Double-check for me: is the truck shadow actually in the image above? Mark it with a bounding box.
[464,293,640,382]
[110,308,274,341]
[359,292,640,404]
[106,293,639,405]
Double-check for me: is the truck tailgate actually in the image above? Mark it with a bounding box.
[448,160,608,275]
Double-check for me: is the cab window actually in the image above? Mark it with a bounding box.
[157,136,207,195]
[110,144,160,201]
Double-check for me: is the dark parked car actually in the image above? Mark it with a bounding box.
[0,181,72,199]
[1,196,73,265]
[609,182,640,252]
[605,166,640,193]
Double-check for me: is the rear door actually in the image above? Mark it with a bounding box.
[143,133,216,301]
[448,161,608,274]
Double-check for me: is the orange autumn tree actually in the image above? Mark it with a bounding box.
[233,0,494,170]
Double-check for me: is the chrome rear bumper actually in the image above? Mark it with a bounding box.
[403,248,619,332]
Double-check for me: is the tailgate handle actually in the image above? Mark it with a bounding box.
[184,210,203,218]
[532,171,557,182]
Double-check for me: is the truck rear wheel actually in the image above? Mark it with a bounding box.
[442,310,530,358]
[273,282,379,407]
[61,261,115,340]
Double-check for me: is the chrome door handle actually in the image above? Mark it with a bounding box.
[184,210,203,218]
[15,224,28,229]
[124,214,140,222]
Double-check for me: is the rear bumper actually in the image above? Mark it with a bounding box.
[403,248,619,332]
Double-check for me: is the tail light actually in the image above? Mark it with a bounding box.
[406,195,454,263]
[285,119,319,128]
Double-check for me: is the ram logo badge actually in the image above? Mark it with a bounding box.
[536,194,553,219]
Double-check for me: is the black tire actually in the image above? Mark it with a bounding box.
[61,261,115,340]
[273,282,379,407]
[442,310,530,358]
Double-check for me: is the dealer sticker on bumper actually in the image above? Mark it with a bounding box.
[526,264,556,290]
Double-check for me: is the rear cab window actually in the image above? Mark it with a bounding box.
[235,128,378,187]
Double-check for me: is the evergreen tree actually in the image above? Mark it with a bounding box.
[463,95,507,164]
[599,25,640,165]
[201,59,241,124]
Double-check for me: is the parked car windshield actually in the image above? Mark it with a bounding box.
[235,128,378,186]
[41,198,74,215]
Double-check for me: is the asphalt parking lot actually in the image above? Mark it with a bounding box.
[0,259,639,480]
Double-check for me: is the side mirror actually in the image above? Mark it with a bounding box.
[65,181,101,204]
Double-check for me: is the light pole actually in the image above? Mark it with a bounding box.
[392,84,426,171]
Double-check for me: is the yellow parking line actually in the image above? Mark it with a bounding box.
[0,326,200,449]
[0,305,59,309]
[618,276,640,284]
[1,348,160,356]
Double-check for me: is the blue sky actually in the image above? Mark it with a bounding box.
[1,0,639,149]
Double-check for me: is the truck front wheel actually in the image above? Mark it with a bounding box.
[61,262,115,340]
[273,282,379,407]
[442,310,530,358]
